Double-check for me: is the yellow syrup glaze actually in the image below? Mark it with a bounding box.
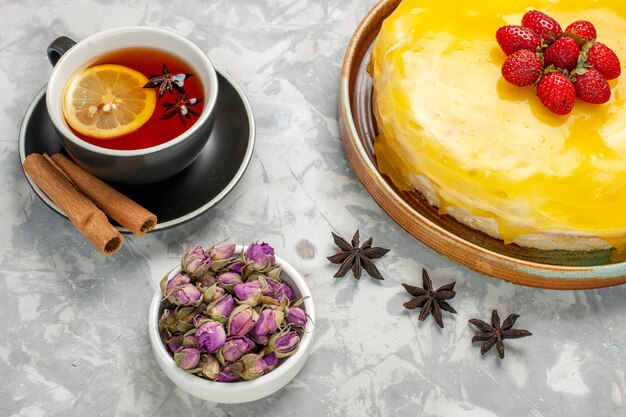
[371,0,626,248]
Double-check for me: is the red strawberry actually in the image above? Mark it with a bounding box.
[565,20,597,42]
[521,10,563,42]
[587,42,621,80]
[501,49,543,86]
[537,72,576,115]
[573,68,611,104]
[543,37,580,71]
[496,25,541,55]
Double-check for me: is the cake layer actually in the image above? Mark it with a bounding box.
[371,0,626,251]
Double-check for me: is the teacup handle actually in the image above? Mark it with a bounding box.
[47,36,77,66]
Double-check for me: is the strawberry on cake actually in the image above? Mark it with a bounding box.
[370,0,626,252]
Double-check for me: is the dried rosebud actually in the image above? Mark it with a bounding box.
[217,362,244,383]
[181,245,212,276]
[240,353,267,381]
[249,308,282,345]
[174,347,200,370]
[269,330,300,358]
[174,284,202,306]
[267,265,282,281]
[201,283,225,304]
[230,262,245,274]
[286,306,307,328]
[158,308,177,334]
[233,281,263,306]
[262,277,282,297]
[262,352,279,372]
[196,321,226,353]
[165,333,183,354]
[273,282,295,304]
[182,334,199,349]
[173,306,197,333]
[197,274,217,288]
[227,304,259,336]
[199,354,220,380]
[165,272,191,298]
[244,242,275,271]
[208,244,237,260]
[217,271,243,291]
[207,294,235,324]
[217,336,255,364]
[174,306,196,322]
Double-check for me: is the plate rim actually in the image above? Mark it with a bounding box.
[19,65,255,233]
[338,0,626,289]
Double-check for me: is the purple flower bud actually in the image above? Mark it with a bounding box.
[262,278,282,297]
[218,336,255,363]
[208,244,237,260]
[198,274,216,288]
[165,272,191,296]
[207,294,235,323]
[175,284,202,306]
[200,354,220,380]
[193,264,214,281]
[273,282,295,304]
[182,334,199,349]
[181,245,212,276]
[269,330,300,358]
[174,347,200,370]
[196,321,226,353]
[286,307,307,328]
[240,353,267,381]
[249,309,279,345]
[174,306,197,323]
[165,333,183,354]
[213,286,226,302]
[227,305,259,336]
[201,283,225,304]
[244,242,275,271]
[234,281,263,306]
[217,362,244,383]
[230,262,245,274]
[262,352,279,371]
[217,271,243,289]
[267,266,282,281]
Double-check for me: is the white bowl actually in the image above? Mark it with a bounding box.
[147,248,315,403]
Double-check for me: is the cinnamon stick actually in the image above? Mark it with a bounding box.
[50,153,157,236]
[23,153,124,256]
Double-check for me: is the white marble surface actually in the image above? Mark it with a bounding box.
[1,0,625,416]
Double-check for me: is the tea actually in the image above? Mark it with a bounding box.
[65,47,205,150]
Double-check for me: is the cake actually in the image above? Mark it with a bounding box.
[370,0,626,252]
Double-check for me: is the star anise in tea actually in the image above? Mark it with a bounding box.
[469,310,532,359]
[402,268,457,328]
[161,92,203,125]
[144,64,193,97]
[327,230,389,280]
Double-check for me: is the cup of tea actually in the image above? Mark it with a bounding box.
[45,26,219,184]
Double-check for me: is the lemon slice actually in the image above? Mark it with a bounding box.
[62,64,156,139]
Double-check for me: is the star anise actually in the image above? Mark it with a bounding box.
[161,92,203,125]
[144,64,193,97]
[469,310,532,359]
[327,230,389,280]
[402,269,457,328]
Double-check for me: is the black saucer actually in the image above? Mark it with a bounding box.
[19,68,255,232]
